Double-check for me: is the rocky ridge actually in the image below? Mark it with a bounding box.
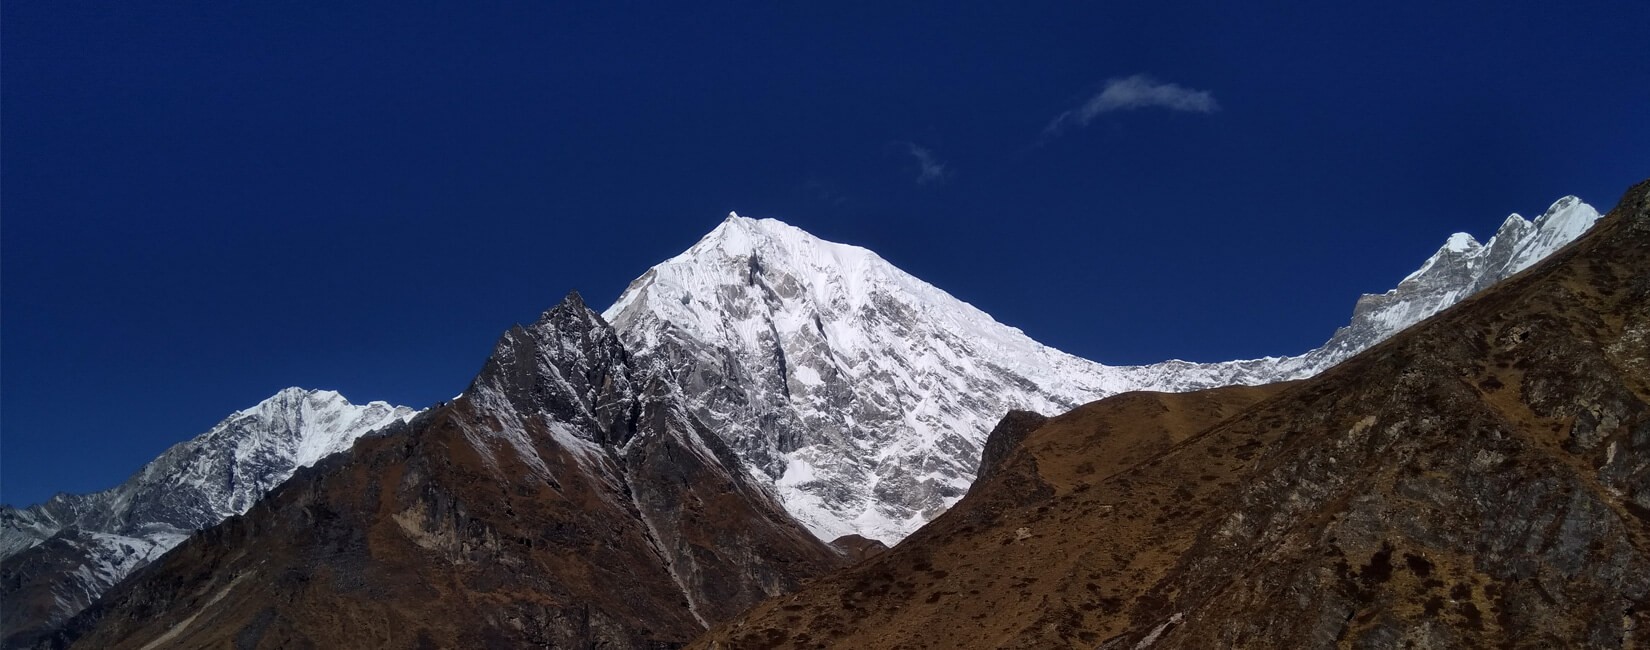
[606,197,1600,543]
[692,180,1650,649]
[0,389,414,647]
[45,293,845,649]
[0,191,1605,645]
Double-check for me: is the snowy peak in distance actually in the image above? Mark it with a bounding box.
[47,290,847,649]
[600,197,1601,544]
[607,212,1082,382]
[1321,196,1600,361]
[226,386,418,471]
[2,385,417,551]
[1252,195,1602,380]
[0,387,417,645]
[604,212,1148,542]
[2,386,414,554]
[608,212,896,324]
[1442,232,1481,253]
[1406,196,1597,285]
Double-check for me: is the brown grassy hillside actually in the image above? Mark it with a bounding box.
[695,179,1650,649]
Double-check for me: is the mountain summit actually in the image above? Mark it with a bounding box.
[693,183,1649,649]
[52,293,844,648]
[1290,195,1601,373]
[0,388,415,648]
[605,214,1143,542]
[1,192,1606,646]
[604,199,1602,543]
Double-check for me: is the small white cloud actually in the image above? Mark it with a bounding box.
[1045,74,1219,135]
[902,142,950,185]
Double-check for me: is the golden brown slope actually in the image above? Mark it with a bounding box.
[693,385,1284,649]
[48,293,846,649]
[694,179,1650,649]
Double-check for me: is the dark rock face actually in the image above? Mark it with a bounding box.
[691,179,1650,649]
[974,410,1050,488]
[48,294,844,649]
[0,530,165,649]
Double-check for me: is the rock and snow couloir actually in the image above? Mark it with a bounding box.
[604,197,1601,543]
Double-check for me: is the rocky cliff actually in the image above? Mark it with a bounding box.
[692,180,1649,648]
[43,293,844,649]
[607,199,1600,543]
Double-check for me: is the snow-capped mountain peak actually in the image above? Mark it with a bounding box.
[603,197,1601,543]
[604,212,1144,542]
[1513,196,1598,271]
[1400,196,1600,294]
[223,386,415,470]
[609,212,894,317]
[1443,232,1481,253]
[0,388,416,642]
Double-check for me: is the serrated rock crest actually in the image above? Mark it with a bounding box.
[605,199,1601,542]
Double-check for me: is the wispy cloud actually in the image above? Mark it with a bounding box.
[901,142,951,185]
[1044,74,1219,135]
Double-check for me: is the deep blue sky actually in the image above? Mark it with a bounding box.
[4,2,1646,506]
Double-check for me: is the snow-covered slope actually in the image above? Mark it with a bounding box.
[0,530,170,647]
[604,214,1141,542]
[605,197,1600,543]
[35,294,847,650]
[1251,195,1602,378]
[0,388,415,643]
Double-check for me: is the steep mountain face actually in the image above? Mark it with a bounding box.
[0,532,170,650]
[606,198,1600,543]
[2,192,1601,645]
[692,181,1650,648]
[49,293,845,649]
[0,389,414,648]
[1265,195,1602,377]
[603,215,1145,543]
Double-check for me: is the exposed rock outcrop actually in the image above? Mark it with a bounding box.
[606,200,1600,543]
[691,180,1650,649]
[46,293,844,649]
[974,410,1050,488]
